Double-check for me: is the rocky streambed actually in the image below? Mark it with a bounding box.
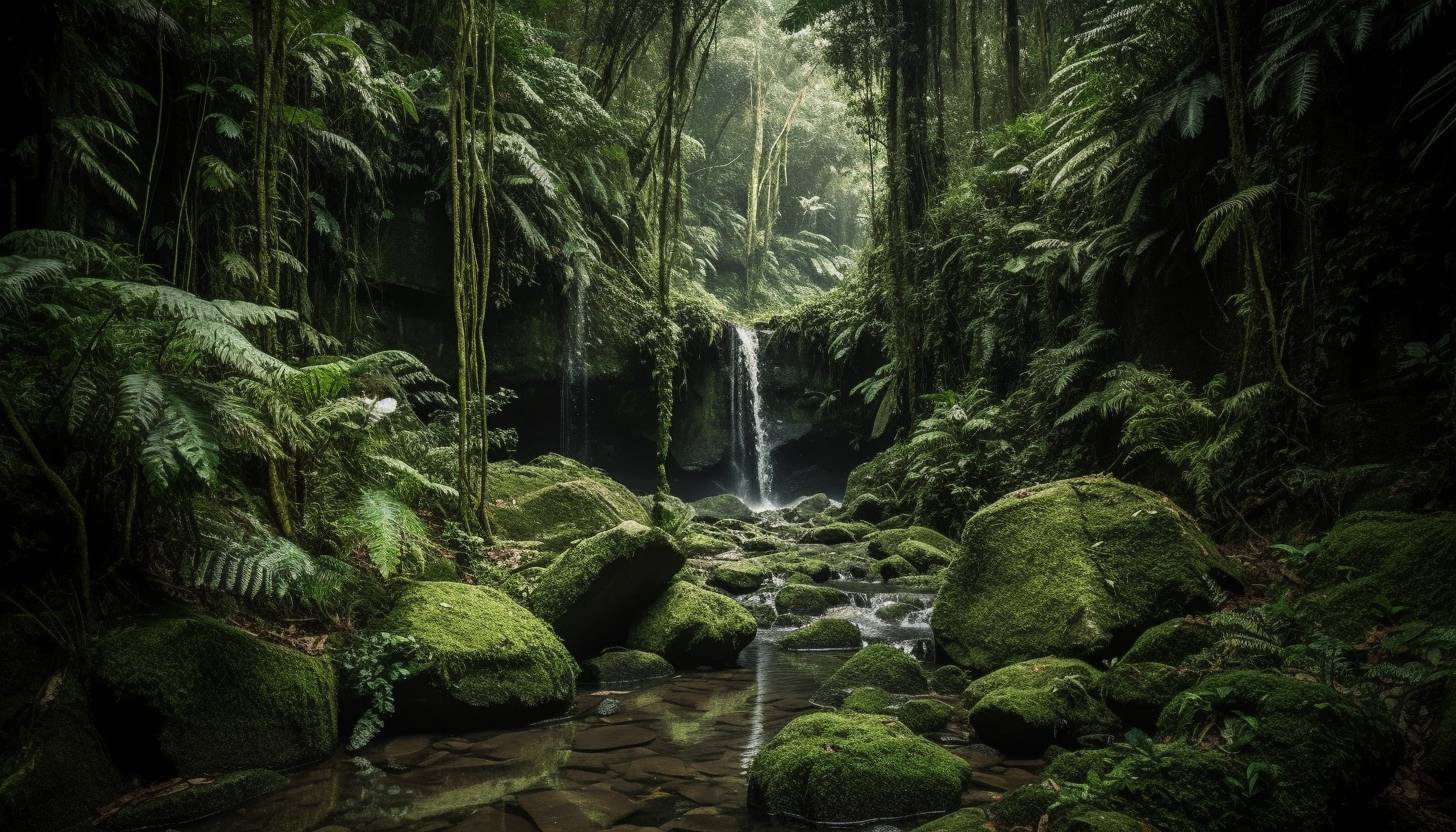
[181,578,1040,832]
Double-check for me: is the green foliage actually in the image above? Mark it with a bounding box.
[337,631,431,750]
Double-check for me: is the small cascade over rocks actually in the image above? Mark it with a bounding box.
[728,323,774,509]
[559,275,590,461]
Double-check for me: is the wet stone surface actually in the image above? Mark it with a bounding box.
[181,579,1044,832]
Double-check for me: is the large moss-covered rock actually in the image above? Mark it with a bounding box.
[779,618,862,651]
[747,711,973,823]
[1303,511,1456,640]
[707,560,772,594]
[690,493,755,522]
[868,526,962,570]
[1041,745,1242,832]
[627,581,757,669]
[491,473,651,552]
[380,582,578,729]
[871,555,918,581]
[93,613,335,776]
[896,698,954,733]
[753,552,833,582]
[580,649,675,688]
[0,672,123,832]
[1093,662,1194,732]
[1120,618,1218,665]
[932,477,1239,672]
[98,769,287,830]
[819,644,928,697]
[527,521,685,657]
[802,521,876,544]
[773,584,848,615]
[1157,670,1402,830]
[964,657,1119,757]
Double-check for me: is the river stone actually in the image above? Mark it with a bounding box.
[518,783,639,832]
[581,650,674,688]
[932,476,1242,672]
[572,725,657,752]
[707,561,772,594]
[964,657,1119,758]
[772,584,847,615]
[747,711,973,824]
[689,494,755,522]
[627,582,757,669]
[778,618,861,651]
[817,644,928,699]
[380,582,578,731]
[92,612,336,775]
[451,806,538,832]
[528,521,685,659]
[789,493,834,521]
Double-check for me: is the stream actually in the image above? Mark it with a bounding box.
[181,580,1040,832]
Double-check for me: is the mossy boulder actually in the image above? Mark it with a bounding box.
[98,769,286,830]
[802,521,876,544]
[746,711,973,823]
[627,582,757,669]
[1093,662,1194,732]
[1121,618,1217,665]
[579,649,675,688]
[380,582,578,730]
[789,493,835,521]
[989,783,1059,829]
[930,664,969,695]
[745,603,778,628]
[1156,670,1402,830]
[896,698,954,733]
[842,686,896,714]
[1041,744,1242,832]
[869,526,962,568]
[1302,511,1456,640]
[871,555,918,581]
[783,572,817,585]
[875,602,919,622]
[527,521,685,658]
[679,530,737,559]
[888,573,946,591]
[690,493,755,522]
[0,672,123,832]
[708,561,772,594]
[752,552,834,582]
[842,493,887,524]
[914,807,991,832]
[932,476,1239,672]
[773,584,848,615]
[491,474,651,553]
[818,644,928,698]
[964,657,1119,757]
[93,613,335,776]
[779,618,862,651]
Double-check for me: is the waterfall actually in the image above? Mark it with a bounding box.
[728,324,773,509]
[560,276,590,461]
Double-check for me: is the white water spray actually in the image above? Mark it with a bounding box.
[729,324,773,509]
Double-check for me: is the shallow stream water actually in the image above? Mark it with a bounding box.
[184,582,1038,832]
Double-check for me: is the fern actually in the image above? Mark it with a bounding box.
[189,528,348,603]
[353,489,432,578]
[1195,183,1278,266]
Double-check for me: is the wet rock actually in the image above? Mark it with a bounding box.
[97,770,287,830]
[953,744,1006,769]
[841,493,886,524]
[932,476,1241,672]
[746,711,972,824]
[870,555,917,581]
[450,806,537,832]
[778,618,862,651]
[816,644,928,700]
[772,584,848,615]
[740,536,785,553]
[911,807,991,832]
[689,494,755,522]
[517,783,639,832]
[929,665,968,695]
[788,494,834,521]
[706,561,772,594]
[627,582,757,669]
[662,812,739,832]
[596,698,622,717]
[491,465,651,553]
[873,602,918,622]
[564,746,657,772]
[572,725,657,752]
[801,522,875,544]
[619,756,697,781]
[380,582,578,731]
[528,521,686,659]
[964,657,1119,759]
[581,650,674,689]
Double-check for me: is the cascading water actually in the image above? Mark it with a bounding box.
[728,324,773,509]
[559,276,590,461]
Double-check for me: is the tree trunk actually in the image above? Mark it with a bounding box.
[1004,0,1020,117]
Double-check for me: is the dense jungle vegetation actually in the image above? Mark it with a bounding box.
[3,0,1456,830]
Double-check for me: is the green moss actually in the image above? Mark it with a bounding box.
[95,612,336,775]
[679,531,738,559]
[381,582,577,712]
[789,494,834,521]
[783,572,817,585]
[965,658,1118,757]
[1093,662,1195,732]
[526,521,685,657]
[930,665,968,695]
[910,807,990,832]
[869,527,962,564]
[802,521,877,544]
[0,671,122,832]
[689,493,755,522]
[932,476,1240,673]
[1055,808,1161,832]
[1303,511,1456,640]
[875,602,919,623]
[745,603,778,628]
[100,769,286,830]
[491,477,651,552]
[773,584,848,615]
[746,711,973,823]
[753,553,834,582]
[779,618,862,651]
[707,560,772,594]
[775,613,811,628]
[888,573,946,591]
[896,698,953,733]
[871,555,918,580]
[580,649,675,688]
[990,784,1059,827]
[842,686,896,714]
[419,554,460,582]
[627,581,757,669]
[820,644,928,695]
[1121,618,1218,665]
[1156,670,1403,831]
[1042,748,1121,784]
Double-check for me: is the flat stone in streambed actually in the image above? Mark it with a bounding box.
[518,783,640,832]
[932,476,1242,672]
[571,725,658,752]
[528,521,685,659]
[747,711,973,824]
[379,581,578,732]
[96,770,287,830]
[627,581,756,669]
